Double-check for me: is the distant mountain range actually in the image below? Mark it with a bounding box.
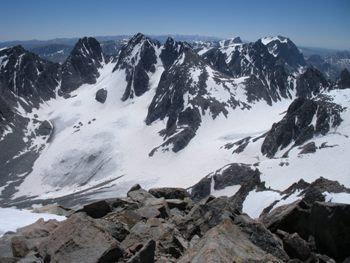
[1,35,348,81]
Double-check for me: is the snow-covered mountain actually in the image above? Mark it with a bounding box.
[0,33,349,217]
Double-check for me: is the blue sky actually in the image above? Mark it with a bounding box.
[0,0,349,49]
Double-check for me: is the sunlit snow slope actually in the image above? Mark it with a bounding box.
[0,34,349,211]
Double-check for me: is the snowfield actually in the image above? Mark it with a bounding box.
[11,60,350,209]
[0,46,348,222]
[12,60,294,201]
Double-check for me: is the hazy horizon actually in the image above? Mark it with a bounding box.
[0,0,349,49]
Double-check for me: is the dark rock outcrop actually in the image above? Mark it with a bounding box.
[148,187,189,200]
[113,33,159,100]
[262,200,350,262]
[296,68,329,98]
[278,177,350,207]
[261,97,343,158]
[0,46,60,104]
[277,230,311,261]
[160,37,190,70]
[234,214,289,261]
[35,120,53,136]
[202,39,294,105]
[261,200,312,239]
[310,202,350,262]
[298,141,317,154]
[262,36,306,69]
[95,88,107,103]
[60,37,104,93]
[77,200,112,218]
[201,48,232,75]
[190,163,261,202]
[146,48,206,153]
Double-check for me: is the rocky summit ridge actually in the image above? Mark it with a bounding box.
[1,182,349,262]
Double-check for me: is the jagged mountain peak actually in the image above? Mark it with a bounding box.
[219,37,243,47]
[163,37,192,50]
[123,33,159,51]
[68,36,104,64]
[2,45,26,54]
[0,45,38,63]
[114,33,160,71]
[113,33,162,100]
[60,37,105,93]
[128,32,148,45]
[161,37,191,69]
[260,35,305,68]
[0,45,60,102]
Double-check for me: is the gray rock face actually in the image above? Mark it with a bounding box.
[121,218,181,261]
[280,177,350,205]
[189,176,212,202]
[261,200,311,239]
[302,177,350,204]
[212,163,260,190]
[146,41,247,154]
[278,231,311,261]
[201,48,231,75]
[127,184,142,193]
[146,52,205,153]
[60,37,104,93]
[262,200,350,262]
[177,219,280,263]
[0,218,62,262]
[35,120,52,136]
[160,37,189,70]
[296,68,329,98]
[113,33,159,100]
[38,213,123,263]
[310,202,350,262]
[234,214,289,261]
[299,141,317,154]
[127,188,156,204]
[202,39,293,106]
[95,88,107,103]
[0,46,60,104]
[190,163,261,202]
[262,36,306,69]
[261,97,344,158]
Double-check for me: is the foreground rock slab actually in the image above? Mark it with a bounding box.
[38,213,123,263]
[177,219,280,263]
